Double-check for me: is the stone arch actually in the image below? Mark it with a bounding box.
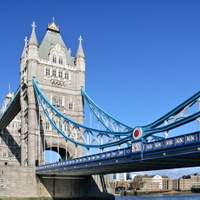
[44,135,77,161]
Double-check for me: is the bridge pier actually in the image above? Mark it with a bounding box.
[0,166,114,200]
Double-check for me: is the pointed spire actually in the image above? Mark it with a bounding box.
[21,36,28,58]
[76,35,85,58]
[29,21,38,45]
[6,84,12,99]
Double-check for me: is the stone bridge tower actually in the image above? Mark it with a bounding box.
[20,20,85,166]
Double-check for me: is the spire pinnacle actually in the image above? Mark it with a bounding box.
[76,35,85,58]
[29,21,38,45]
[21,36,28,58]
[24,36,28,46]
[47,18,60,33]
[31,21,36,32]
[78,35,83,45]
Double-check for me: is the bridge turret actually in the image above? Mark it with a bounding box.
[19,20,85,166]
[75,35,85,72]
[20,22,39,166]
[27,21,39,62]
[75,35,85,94]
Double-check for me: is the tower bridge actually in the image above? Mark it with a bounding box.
[0,20,200,199]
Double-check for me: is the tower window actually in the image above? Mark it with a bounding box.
[58,71,63,78]
[65,72,69,80]
[69,103,74,110]
[46,68,50,76]
[45,122,50,130]
[59,57,63,65]
[52,69,56,76]
[52,96,62,107]
[53,55,57,63]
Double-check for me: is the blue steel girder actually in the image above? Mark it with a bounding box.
[135,91,200,140]
[81,88,132,132]
[32,77,200,146]
[32,78,132,148]
[0,87,21,129]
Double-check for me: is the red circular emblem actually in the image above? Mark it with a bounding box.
[133,127,143,139]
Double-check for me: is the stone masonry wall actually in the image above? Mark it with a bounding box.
[0,166,114,199]
[0,166,38,198]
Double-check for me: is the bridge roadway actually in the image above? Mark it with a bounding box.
[36,131,200,176]
[0,88,20,129]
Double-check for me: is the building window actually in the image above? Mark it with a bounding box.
[45,122,50,130]
[58,71,63,78]
[65,72,69,80]
[46,68,50,76]
[52,96,62,107]
[59,57,63,65]
[3,152,7,158]
[52,55,57,63]
[52,69,56,76]
[69,103,74,110]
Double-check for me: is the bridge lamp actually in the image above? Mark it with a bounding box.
[132,127,143,140]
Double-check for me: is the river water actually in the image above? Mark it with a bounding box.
[115,193,200,200]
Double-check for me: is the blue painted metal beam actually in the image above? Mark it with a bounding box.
[32,78,132,148]
[0,87,21,129]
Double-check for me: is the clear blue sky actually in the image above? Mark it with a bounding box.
[1,0,200,178]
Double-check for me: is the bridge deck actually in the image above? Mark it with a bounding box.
[36,132,200,176]
[0,88,20,129]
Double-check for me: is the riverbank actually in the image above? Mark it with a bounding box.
[115,190,192,196]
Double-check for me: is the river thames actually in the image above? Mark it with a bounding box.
[115,193,200,200]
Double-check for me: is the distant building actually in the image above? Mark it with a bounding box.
[133,174,171,191]
[111,172,132,181]
[110,173,200,192]
[172,179,179,190]
[178,173,200,190]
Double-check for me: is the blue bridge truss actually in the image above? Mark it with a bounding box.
[32,78,200,149]
[1,77,200,174]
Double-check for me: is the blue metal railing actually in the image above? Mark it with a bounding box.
[36,147,132,171]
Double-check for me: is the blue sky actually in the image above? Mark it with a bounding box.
[1,0,200,178]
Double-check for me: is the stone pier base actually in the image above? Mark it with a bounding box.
[0,166,114,200]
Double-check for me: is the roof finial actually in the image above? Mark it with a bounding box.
[69,48,72,55]
[31,21,36,32]
[47,18,59,33]
[76,35,85,58]
[6,84,12,99]
[78,35,83,44]
[24,36,28,46]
